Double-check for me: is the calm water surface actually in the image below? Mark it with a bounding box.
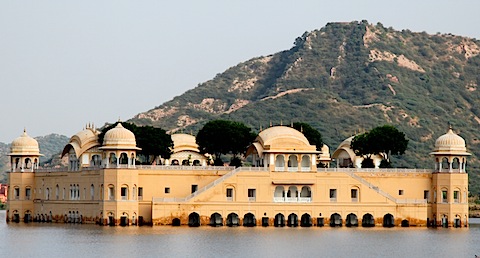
[1,210,479,257]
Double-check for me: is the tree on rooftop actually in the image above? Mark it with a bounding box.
[196,120,256,166]
[351,125,408,168]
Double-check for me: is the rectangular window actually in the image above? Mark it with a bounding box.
[248,188,256,201]
[454,190,460,203]
[138,187,143,200]
[25,188,31,200]
[191,185,198,194]
[399,190,404,196]
[351,189,358,202]
[330,189,337,202]
[226,188,233,201]
[165,187,170,194]
[442,190,448,203]
[424,190,429,202]
[108,187,115,200]
[14,188,20,200]
[121,187,127,200]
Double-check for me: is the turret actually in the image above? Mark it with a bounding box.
[8,129,42,172]
[430,127,470,227]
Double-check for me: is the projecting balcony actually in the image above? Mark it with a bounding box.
[273,197,312,203]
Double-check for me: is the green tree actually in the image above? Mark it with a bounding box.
[136,125,173,163]
[351,125,408,167]
[99,122,173,164]
[196,120,256,164]
[292,122,324,150]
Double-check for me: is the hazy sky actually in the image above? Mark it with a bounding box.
[1,0,479,143]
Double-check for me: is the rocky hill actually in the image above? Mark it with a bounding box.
[0,134,69,183]
[130,21,480,193]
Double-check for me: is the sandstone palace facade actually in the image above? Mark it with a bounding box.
[6,124,470,227]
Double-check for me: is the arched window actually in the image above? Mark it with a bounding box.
[441,157,449,172]
[25,158,32,169]
[300,186,311,202]
[301,155,310,171]
[45,188,50,200]
[453,188,460,203]
[274,186,284,202]
[288,155,298,171]
[452,158,460,171]
[119,153,128,165]
[14,158,20,171]
[121,185,129,200]
[287,186,298,201]
[109,153,117,165]
[132,185,137,200]
[90,184,95,200]
[441,188,448,203]
[130,153,135,166]
[25,187,31,200]
[108,185,115,200]
[13,186,20,200]
[55,185,59,200]
[275,155,285,171]
[91,155,101,167]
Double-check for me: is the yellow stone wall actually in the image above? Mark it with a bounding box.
[7,167,469,227]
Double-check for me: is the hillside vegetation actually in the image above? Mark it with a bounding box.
[130,21,480,193]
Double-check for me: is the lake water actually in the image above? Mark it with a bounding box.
[1,210,479,257]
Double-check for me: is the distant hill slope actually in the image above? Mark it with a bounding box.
[0,134,69,183]
[130,21,480,193]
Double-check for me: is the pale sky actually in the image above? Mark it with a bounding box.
[1,0,479,143]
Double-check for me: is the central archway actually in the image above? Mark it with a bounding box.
[300,213,312,227]
[346,213,358,227]
[188,212,200,227]
[243,213,256,227]
[362,213,375,227]
[287,213,298,227]
[274,213,285,227]
[210,213,223,227]
[226,213,239,227]
[383,214,394,227]
[330,213,342,227]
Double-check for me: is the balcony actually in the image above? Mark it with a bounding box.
[273,197,312,203]
[248,197,256,202]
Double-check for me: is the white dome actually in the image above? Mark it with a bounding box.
[101,123,140,150]
[431,128,470,156]
[9,130,40,156]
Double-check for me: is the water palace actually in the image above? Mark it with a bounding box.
[6,124,470,228]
